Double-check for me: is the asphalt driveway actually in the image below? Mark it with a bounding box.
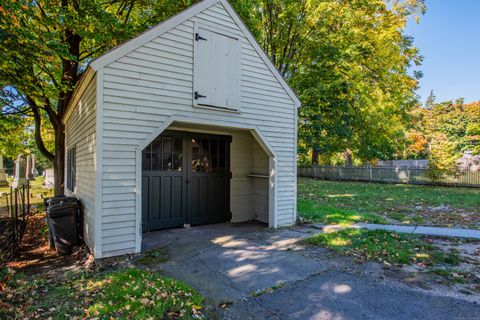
[142,223,480,320]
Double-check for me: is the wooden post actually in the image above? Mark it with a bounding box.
[22,185,25,219]
[27,181,30,215]
[9,186,12,217]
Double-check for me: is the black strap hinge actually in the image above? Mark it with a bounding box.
[194,92,206,100]
[195,33,207,41]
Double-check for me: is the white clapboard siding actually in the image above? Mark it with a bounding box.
[64,77,97,250]
[93,1,297,257]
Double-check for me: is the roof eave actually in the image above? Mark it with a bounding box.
[90,0,220,71]
[62,66,96,124]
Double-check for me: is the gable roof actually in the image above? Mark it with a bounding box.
[90,0,301,107]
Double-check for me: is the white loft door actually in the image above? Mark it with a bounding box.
[194,26,240,110]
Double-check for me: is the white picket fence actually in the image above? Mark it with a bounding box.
[297,165,480,187]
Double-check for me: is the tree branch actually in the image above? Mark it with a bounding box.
[79,45,106,62]
[0,107,32,116]
[36,63,61,89]
[124,0,135,24]
[38,95,58,128]
[26,97,55,162]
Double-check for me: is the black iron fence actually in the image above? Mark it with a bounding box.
[0,184,31,261]
[298,165,480,188]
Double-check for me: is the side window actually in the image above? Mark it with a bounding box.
[67,146,76,192]
[194,25,241,110]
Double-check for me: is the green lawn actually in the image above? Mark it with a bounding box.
[297,178,480,228]
[298,199,387,225]
[0,177,13,194]
[304,228,460,266]
[1,268,205,319]
[299,178,480,285]
[0,177,53,212]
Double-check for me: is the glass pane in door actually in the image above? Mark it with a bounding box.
[142,144,152,171]
[173,153,183,171]
[151,139,162,171]
[162,136,173,171]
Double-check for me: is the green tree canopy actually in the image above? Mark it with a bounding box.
[231,0,425,164]
[0,0,199,193]
[1,0,427,194]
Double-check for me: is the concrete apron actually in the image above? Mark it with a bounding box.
[142,223,480,319]
[142,223,325,304]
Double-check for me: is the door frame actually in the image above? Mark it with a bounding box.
[141,130,232,231]
[134,116,278,253]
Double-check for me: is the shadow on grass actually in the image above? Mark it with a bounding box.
[304,228,461,266]
[298,199,387,225]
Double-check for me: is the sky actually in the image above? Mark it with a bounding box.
[406,0,480,104]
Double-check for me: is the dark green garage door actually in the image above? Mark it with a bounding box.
[142,131,231,231]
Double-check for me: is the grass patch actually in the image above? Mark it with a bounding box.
[298,178,480,212]
[304,229,461,266]
[297,178,480,228]
[298,199,387,225]
[384,212,408,222]
[427,268,477,284]
[0,177,53,214]
[135,248,169,266]
[1,268,204,319]
[384,212,426,225]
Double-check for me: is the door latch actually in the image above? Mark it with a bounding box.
[194,92,207,100]
[195,33,207,41]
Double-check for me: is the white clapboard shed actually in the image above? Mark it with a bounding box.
[63,0,300,258]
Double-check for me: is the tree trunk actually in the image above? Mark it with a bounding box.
[53,123,65,196]
[311,149,319,165]
[344,149,353,167]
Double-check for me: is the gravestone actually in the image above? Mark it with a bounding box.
[32,155,37,177]
[26,154,36,180]
[0,155,8,187]
[12,154,28,189]
[44,168,54,189]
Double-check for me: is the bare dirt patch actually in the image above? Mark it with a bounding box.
[378,236,480,296]
[382,205,480,229]
[298,225,480,301]
[6,212,92,277]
